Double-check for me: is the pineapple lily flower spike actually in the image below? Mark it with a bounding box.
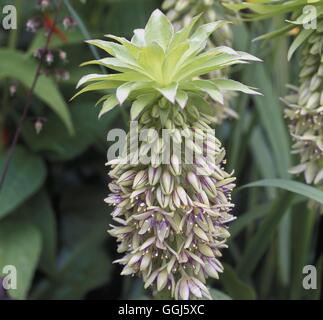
[74,9,261,300]
[224,0,323,186]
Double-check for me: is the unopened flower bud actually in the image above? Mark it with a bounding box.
[161,170,174,195]
[187,172,201,193]
[62,16,77,30]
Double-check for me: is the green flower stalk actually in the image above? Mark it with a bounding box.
[75,9,260,299]
[162,0,242,124]
[225,0,323,185]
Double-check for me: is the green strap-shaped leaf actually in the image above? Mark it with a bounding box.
[14,191,57,275]
[230,203,271,239]
[241,178,323,205]
[209,288,232,300]
[253,24,295,42]
[304,255,322,300]
[30,186,111,299]
[288,28,314,60]
[0,146,47,220]
[0,219,42,299]
[290,206,316,299]
[220,263,256,300]
[245,63,291,178]
[237,192,294,278]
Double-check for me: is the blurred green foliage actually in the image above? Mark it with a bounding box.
[0,0,322,300]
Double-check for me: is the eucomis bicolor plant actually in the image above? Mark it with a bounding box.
[74,9,261,300]
[225,0,323,186]
[162,0,242,124]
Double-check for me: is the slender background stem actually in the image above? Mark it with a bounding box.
[0,0,63,193]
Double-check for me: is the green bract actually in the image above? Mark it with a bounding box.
[162,0,242,124]
[75,9,261,118]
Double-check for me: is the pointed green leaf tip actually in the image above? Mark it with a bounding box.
[145,9,174,51]
[75,9,261,118]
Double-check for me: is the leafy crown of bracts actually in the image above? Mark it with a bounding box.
[161,0,244,124]
[74,9,261,117]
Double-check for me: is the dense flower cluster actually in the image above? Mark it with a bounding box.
[76,9,260,299]
[106,102,236,299]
